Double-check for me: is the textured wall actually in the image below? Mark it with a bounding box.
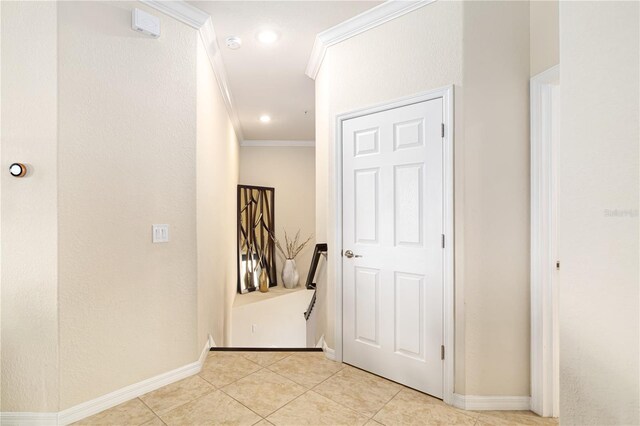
[232,289,315,347]
[559,1,639,423]
[315,0,531,396]
[530,0,559,77]
[461,0,531,396]
[314,0,464,388]
[196,37,239,348]
[0,1,59,412]
[57,1,198,409]
[240,146,316,286]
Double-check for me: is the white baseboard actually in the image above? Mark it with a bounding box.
[0,340,212,426]
[322,340,336,361]
[452,393,531,411]
[58,340,212,425]
[0,412,58,426]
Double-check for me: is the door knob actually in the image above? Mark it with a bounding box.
[344,250,362,259]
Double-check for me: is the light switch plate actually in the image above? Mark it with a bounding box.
[152,224,169,243]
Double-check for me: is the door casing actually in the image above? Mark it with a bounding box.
[331,86,455,405]
[530,65,560,418]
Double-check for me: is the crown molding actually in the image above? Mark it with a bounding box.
[141,0,245,141]
[241,140,315,147]
[140,0,208,29]
[305,0,436,80]
[198,17,245,141]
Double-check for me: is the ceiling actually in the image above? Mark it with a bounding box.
[189,1,381,141]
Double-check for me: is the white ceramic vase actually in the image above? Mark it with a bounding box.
[282,259,299,289]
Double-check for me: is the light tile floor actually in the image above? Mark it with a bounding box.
[75,351,559,426]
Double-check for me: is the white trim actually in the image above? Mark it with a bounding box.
[0,412,58,426]
[140,0,208,28]
[322,340,336,361]
[241,140,315,148]
[442,86,455,406]
[305,0,436,79]
[452,394,531,411]
[530,65,560,418]
[57,341,211,425]
[0,340,212,426]
[333,86,455,405]
[141,0,245,141]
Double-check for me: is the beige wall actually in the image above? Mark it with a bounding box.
[462,1,531,396]
[240,146,316,288]
[530,0,559,77]
[315,1,531,396]
[232,288,314,347]
[558,1,639,424]
[197,37,239,348]
[0,1,59,412]
[1,0,238,412]
[57,1,199,408]
[315,0,463,357]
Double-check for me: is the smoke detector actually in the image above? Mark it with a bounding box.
[225,36,242,50]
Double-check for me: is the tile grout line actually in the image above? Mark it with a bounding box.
[219,354,332,420]
[198,356,264,389]
[263,356,438,426]
[219,383,297,421]
[139,381,217,423]
[258,356,354,423]
[136,397,160,422]
[310,366,403,421]
[134,397,164,426]
[302,367,381,421]
[217,385,267,421]
[151,388,219,422]
[78,352,545,426]
[240,351,295,367]
[159,354,252,420]
[199,354,286,420]
[218,367,308,419]
[212,357,323,421]
[265,353,345,389]
[365,385,405,424]
[262,388,314,421]
[340,364,484,424]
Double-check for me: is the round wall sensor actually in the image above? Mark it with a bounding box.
[225,36,242,50]
[10,163,27,177]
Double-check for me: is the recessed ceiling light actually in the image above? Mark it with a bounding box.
[257,30,278,45]
[225,36,242,50]
[259,115,271,123]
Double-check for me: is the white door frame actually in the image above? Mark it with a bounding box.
[332,86,455,405]
[530,65,560,418]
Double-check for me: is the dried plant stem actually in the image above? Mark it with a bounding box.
[271,229,313,260]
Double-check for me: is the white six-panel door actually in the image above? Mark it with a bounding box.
[342,98,444,398]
